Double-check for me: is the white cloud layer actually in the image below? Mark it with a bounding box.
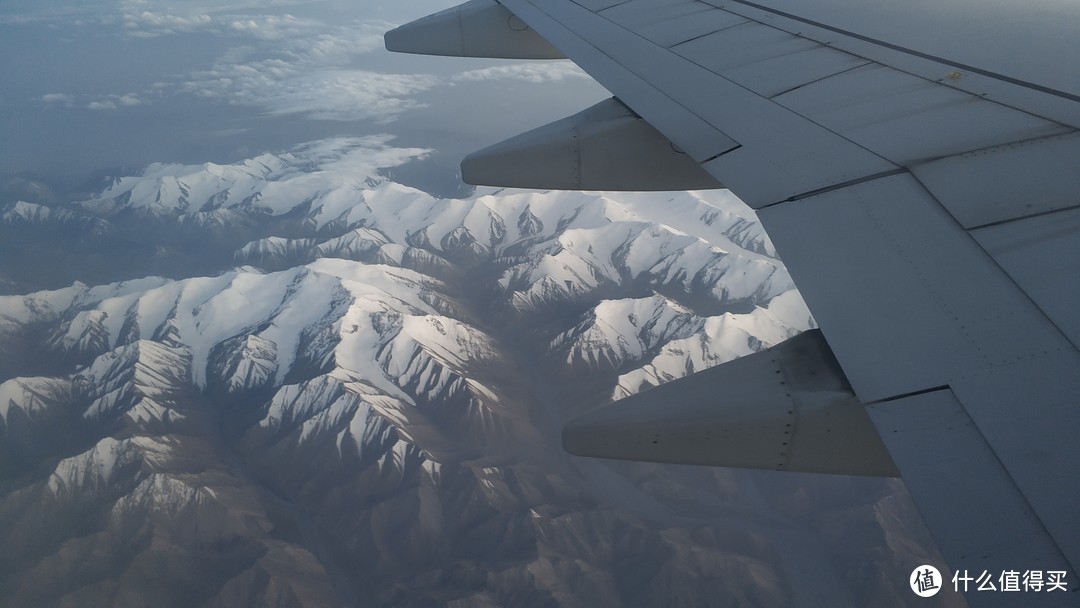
[453,62,590,84]
[173,18,438,122]
[123,10,212,36]
[117,94,144,106]
[115,0,330,37]
[224,14,324,41]
[24,2,594,127]
[41,93,74,105]
[85,93,146,110]
[258,70,439,122]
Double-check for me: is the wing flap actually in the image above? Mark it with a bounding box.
[461,97,725,191]
[563,330,899,477]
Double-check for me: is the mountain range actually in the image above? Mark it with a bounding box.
[0,138,958,607]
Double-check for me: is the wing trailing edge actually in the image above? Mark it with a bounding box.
[563,329,899,477]
[384,0,564,59]
[462,97,724,191]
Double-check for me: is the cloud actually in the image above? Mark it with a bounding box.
[36,4,446,125]
[261,70,439,122]
[183,63,437,122]
[87,100,118,110]
[176,20,430,122]
[41,93,74,105]
[115,0,333,38]
[0,6,104,26]
[122,10,213,36]
[84,93,146,110]
[225,14,324,41]
[116,94,144,106]
[290,135,433,176]
[453,62,590,84]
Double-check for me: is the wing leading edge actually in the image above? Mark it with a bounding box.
[387,1,1080,603]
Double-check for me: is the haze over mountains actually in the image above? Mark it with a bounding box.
[0,138,959,607]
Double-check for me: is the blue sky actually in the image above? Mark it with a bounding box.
[0,0,608,199]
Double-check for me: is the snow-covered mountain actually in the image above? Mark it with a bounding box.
[2,201,110,234]
[0,139,958,608]
[78,137,428,226]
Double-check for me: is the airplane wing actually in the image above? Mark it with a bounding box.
[386,1,1080,604]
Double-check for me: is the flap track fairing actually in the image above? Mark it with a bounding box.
[563,329,899,477]
[384,0,565,59]
[461,97,724,191]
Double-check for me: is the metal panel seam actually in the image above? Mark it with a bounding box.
[705,1,1080,129]
[666,17,749,48]
[709,0,1080,103]
[507,0,740,162]
[963,202,1080,232]
[507,0,899,203]
[532,0,744,136]
[900,176,1080,356]
[766,60,871,99]
[764,168,907,206]
[868,388,1075,574]
[892,179,1076,371]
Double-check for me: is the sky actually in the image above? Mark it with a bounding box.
[0,0,609,200]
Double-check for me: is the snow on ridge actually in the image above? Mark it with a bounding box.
[2,201,72,223]
[236,236,319,262]
[1,139,812,459]
[0,277,171,331]
[0,376,69,424]
[7,256,477,402]
[44,138,786,319]
[77,136,430,227]
[307,258,442,303]
[4,260,463,395]
[47,436,136,496]
[333,302,495,406]
[613,289,814,398]
[497,216,790,309]
[314,227,390,258]
[598,190,777,259]
[219,335,279,393]
[264,375,348,433]
[258,374,388,451]
[48,309,110,355]
[0,201,112,237]
[113,473,216,516]
[78,340,191,422]
[59,137,780,285]
[399,315,497,368]
[552,294,703,370]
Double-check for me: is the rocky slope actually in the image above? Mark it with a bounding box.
[0,139,959,608]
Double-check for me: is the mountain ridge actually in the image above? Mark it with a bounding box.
[0,138,958,608]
